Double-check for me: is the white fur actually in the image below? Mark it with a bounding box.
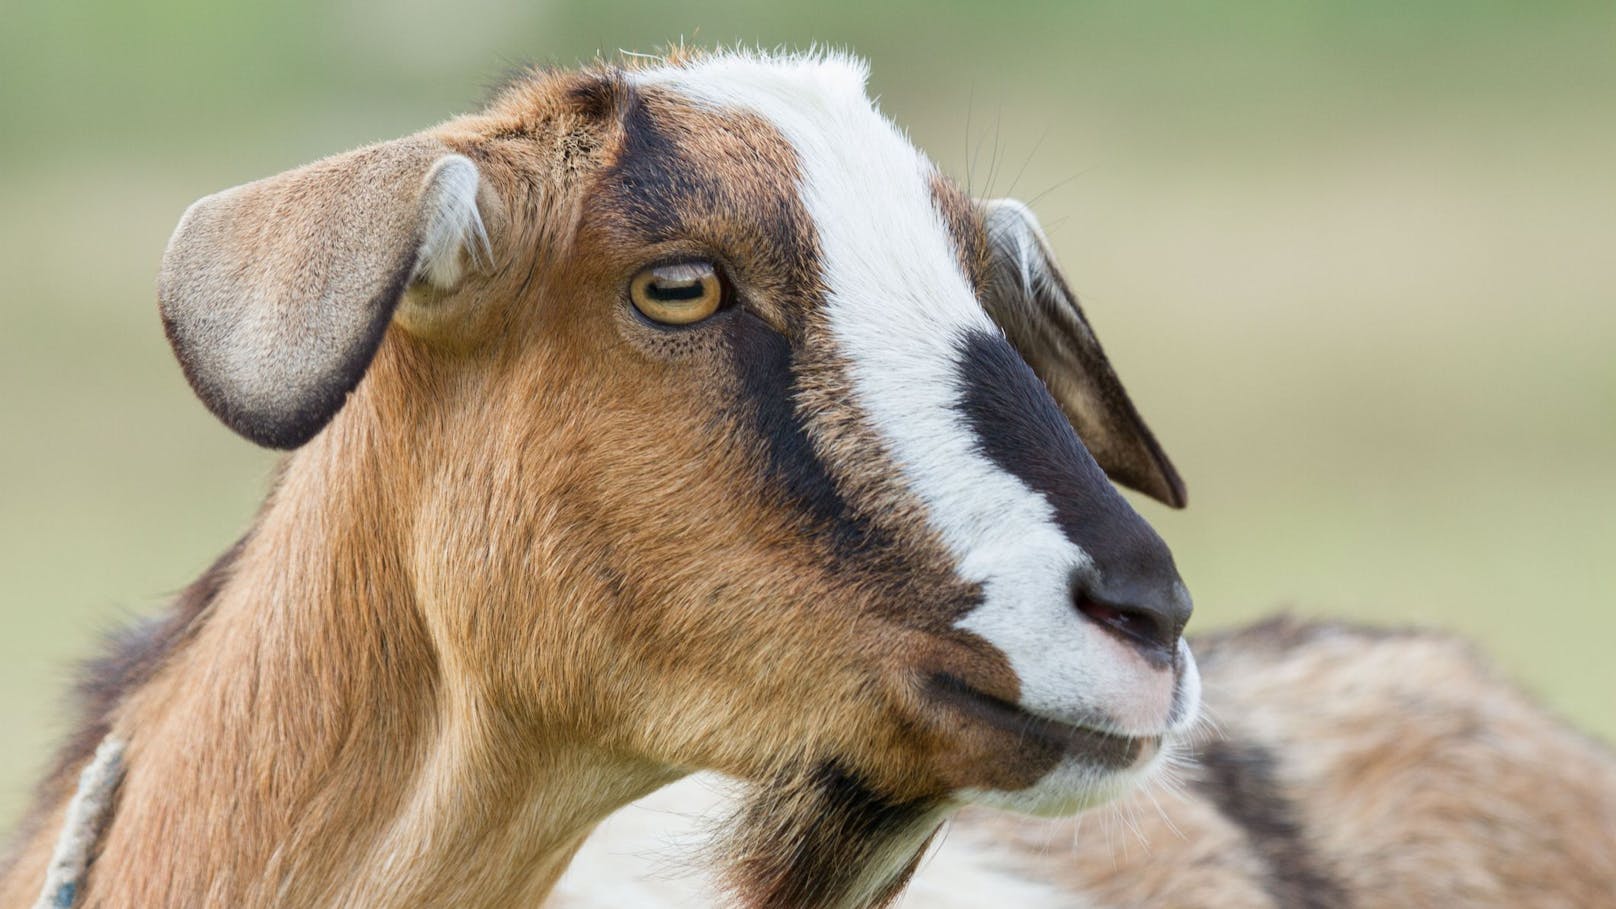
[413,154,489,289]
[636,53,1197,810]
[546,774,1080,909]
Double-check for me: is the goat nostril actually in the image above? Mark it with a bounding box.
[1072,589,1180,660]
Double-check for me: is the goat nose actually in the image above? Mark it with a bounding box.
[1070,569,1192,665]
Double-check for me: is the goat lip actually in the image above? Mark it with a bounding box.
[924,673,1159,770]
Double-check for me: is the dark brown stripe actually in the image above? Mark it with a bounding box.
[954,328,1187,662]
[1193,739,1352,909]
[726,310,891,561]
[722,761,942,909]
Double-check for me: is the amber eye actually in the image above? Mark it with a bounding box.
[629,261,726,325]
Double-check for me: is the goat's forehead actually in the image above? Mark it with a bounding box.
[621,54,981,284]
[631,53,883,139]
[632,54,991,322]
[632,54,931,198]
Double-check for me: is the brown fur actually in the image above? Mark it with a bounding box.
[0,57,1072,908]
[8,53,1607,909]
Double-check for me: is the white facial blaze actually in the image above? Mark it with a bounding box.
[636,53,1196,806]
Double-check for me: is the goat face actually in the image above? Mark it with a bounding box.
[157,51,1198,819]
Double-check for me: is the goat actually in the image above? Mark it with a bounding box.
[0,50,1201,908]
[549,618,1616,907]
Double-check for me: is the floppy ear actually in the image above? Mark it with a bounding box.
[157,137,492,449]
[978,198,1187,507]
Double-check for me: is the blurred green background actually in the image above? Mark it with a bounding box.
[2,1,1613,825]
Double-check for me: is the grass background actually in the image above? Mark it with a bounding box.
[2,1,1612,825]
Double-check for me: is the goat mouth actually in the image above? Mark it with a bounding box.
[924,673,1157,771]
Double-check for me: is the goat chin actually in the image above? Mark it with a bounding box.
[548,618,1616,909]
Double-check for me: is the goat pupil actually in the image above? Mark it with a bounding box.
[651,280,704,302]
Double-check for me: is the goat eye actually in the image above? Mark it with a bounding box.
[629,261,725,325]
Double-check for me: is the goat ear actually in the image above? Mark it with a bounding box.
[158,138,492,449]
[978,198,1187,508]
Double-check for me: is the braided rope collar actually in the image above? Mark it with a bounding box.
[33,737,125,909]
